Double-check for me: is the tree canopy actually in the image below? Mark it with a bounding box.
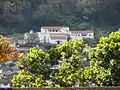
[0,35,19,63]
[11,30,120,87]
[11,39,89,87]
[0,0,120,33]
[84,30,120,86]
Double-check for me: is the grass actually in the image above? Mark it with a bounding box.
[7,33,24,40]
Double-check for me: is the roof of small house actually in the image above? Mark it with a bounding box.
[49,33,69,36]
[71,30,94,35]
[41,26,69,30]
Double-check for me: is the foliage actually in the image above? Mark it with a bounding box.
[0,35,19,63]
[48,39,88,61]
[11,31,120,87]
[18,48,51,78]
[84,30,120,86]
[0,0,120,33]
[11,70,46,88]
[50,39,89,87]
[8,34,24,40]
[11,47,51,87]
[11,39,90,87]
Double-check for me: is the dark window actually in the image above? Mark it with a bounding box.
[82,34,86,36]
[57,41,60,44]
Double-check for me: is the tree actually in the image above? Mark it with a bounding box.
[11,47,51,88]
[0,0,120,33]
[11,39,90,87]
[48,39,88,61]
[11,70,46,88]
[84,30,120,86]
[49,39,89,87]
[0,35,19,63]
[17,48,51,78]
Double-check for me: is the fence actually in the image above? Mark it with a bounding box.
[1,87,120,90]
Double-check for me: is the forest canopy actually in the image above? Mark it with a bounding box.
[0,0,120,33]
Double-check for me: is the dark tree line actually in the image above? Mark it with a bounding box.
[0,0,120,33]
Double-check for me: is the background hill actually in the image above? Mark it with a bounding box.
[0,0,120,33]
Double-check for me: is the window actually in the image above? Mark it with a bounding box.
[89,34,92,36]
[45,30,47,32]
[57,41,60,44]
[82,34,86,36]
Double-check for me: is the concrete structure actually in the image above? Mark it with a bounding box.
[38,26,70,44]
[49,33,69,44]
[71,30,94,39]
[24,26,94,44]
[41,26,70,33]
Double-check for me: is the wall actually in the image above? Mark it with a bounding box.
[4,87,120,90]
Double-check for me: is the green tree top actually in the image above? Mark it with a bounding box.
[84,30,120,86]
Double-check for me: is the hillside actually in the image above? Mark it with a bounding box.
[0,0,120,33]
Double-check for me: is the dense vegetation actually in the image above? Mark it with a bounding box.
[0,0,120,33]
[11,30,120,87]
[0,35,19,63]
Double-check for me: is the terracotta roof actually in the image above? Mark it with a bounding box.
[41,26,68,30]
[50,33,69,35]
[50,36,67,40]
[71,30,93,35]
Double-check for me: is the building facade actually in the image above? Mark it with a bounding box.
[71,30,94,39]
[24,26,94,44]
[38,26,70,44]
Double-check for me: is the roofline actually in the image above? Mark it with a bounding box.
[41,26,69,28]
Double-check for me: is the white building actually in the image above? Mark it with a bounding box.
[41,26,70,33]
[24,26,94,44]
[38,26,70,44]
[24,30,39,44]
[71,30,94,39]
[49,33,69,44]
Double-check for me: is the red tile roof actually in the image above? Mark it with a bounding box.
[71,30,93,35]
[41,26,68,30]
[50,33,69,35]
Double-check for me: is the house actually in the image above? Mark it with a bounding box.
[49,33,69,44]
[24,27,94,45]
[37,32,50,43]
[71,30,94,39]
[39,27,94,44]
[41,26,70,33]
[38,26,70,44]
[24,30,40,44]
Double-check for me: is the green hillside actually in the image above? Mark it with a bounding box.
[0,0,119,33]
